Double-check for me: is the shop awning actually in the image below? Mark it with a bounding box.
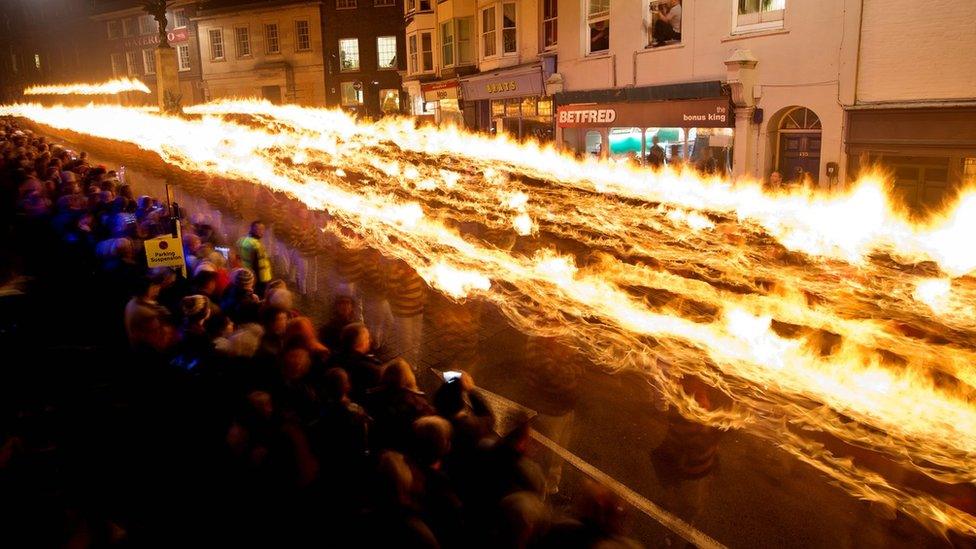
[460,65,545,102]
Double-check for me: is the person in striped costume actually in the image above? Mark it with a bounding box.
[523,336,584,496]
[388,259,427,369]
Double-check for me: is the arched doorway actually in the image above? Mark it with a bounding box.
[776,107,822,184]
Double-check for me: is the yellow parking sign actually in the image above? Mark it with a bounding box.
[144,235,185,269]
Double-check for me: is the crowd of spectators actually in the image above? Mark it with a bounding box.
[0,119,646,547]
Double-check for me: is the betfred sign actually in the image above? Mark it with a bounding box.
[558,108,617,125]
[556,98,732,128]
[123,27,189,49]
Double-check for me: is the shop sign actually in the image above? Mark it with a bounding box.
[123,27,189,49]
[422,80,459,102]
[461,68,545,101]
[556,98,732,128]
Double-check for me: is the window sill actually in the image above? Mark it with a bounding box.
[584,51,611,59]
[340,69,361,73]
[722,27,788,42]
[640,42,684,53]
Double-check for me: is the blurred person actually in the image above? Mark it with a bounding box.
[366,451,439,548]
[124,268,175,349]
[237,220,272,295]
[276,346,319,425]
[367,358,434,452]
[388,259,426,369]
[172,294,213,373]
[645,135,666,168]
[410,416,463,547]
[650,0,682,46]
[525,336,583,496]
[768,170,784,192]
[318,294,359,350]
[330,323,383,400]
[497,491,551,548]
[221,267,260,323]
[312,368,372,483]
[650,375,723,532]
[541,480,643,549]
[284,316,331,370]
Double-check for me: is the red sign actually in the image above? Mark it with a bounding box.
[123,28,189,49]
[421,80,458,93]
[422,80,459,102]
[556,98,732,129]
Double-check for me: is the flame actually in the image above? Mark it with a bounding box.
[23,77,151,96]
[5,98,976,535]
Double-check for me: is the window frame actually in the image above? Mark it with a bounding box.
[209,28,225,61]
[177,43,191,71]
[142,48,156,75]
[138,15,154,36]
[265,23,280,54]
[732,0,785,34]
[377,35,397,70]
[457,16,474,65]
[125,50,139,76]
[110,52,125,76]
[501,2,517,55]
[172,8,188,29]
[407,33,418,74]
[338,37,360,72]
[441,21,455,68]
[585,0,611,55]
[234,26,252,58]
[374,0,395,6]
[107,20,121,40]
[122,17,137,38]
[295,20,312,52]
[340,81,364,106]
[336,0,358,8]
[542,0,557,50]
[481,6,497,58]
[420,31,434,72]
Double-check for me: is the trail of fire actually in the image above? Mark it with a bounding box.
[22,77,151,96]
[4,100,976,535]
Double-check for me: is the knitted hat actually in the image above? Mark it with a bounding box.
[182,294,210,321]
[232,267,255,289]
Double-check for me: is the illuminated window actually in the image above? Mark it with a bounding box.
[586,0,610,54]
[235,27,251,57]
[142,49,155,75]
[734,0,785,33]
[380,89,400,113]
[377,36,396,69]
[265,24,280,54]
[491,100,505,117]
[296,20,311,52]
[542,0,557,49]
[339,38,360,71]
[537,97,553,117]
[340,82,363,105]
[178,44,191,71]
[209,28,224,60]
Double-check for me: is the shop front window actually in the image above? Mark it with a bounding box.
[380,89,400,113]
[505,99,520,118]
[585,130,604,156]
[537,97,553,117]
[609,128,643,163]
[491,100,505,117]
[520,97,537,117]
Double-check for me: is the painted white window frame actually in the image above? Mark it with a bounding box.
[481,6,497,58]
[265,23,280,54]
[209,28,225,60]
[339,37,360,71]
[172,8,188,29]
[142,48,156,75]
[295,20,312,52]
[732,0,785,34]
[584,0,610,55]
[235,26,251,58]
[377,35,397,70]
[177,43,191,71]
[542,0,557,50]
